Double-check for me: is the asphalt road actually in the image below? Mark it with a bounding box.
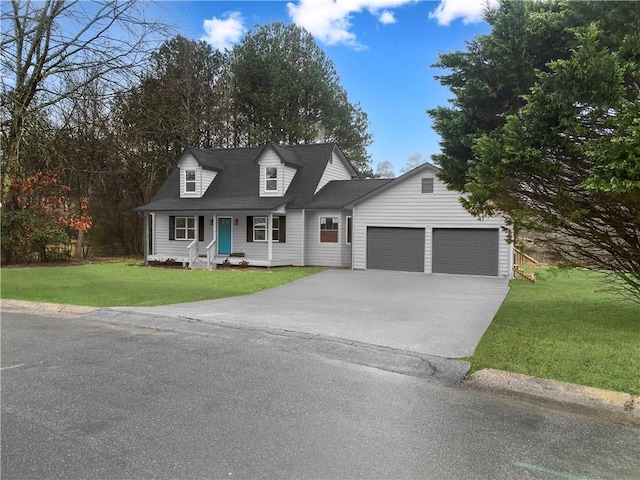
[2,311,639,480]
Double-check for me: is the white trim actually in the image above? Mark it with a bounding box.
[301,209,306,266]
[268,212,273,262]
[350,207,355,270]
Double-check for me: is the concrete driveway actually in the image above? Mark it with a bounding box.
[106,270,509,358]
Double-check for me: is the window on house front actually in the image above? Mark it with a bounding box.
[265,167,278,191]
[320,217,339,243]
[252,216,281,242]
[254,217,267,241]
[346,216,352,245]
[185,170,196,192]
[175,216,195,240]
[247,216,285,243]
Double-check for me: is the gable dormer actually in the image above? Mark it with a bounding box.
[178,148,222,198]
[255,143,302,197]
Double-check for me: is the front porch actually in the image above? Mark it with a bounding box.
[147,252,294,269]
[213,255,294,268]
[143,210,298,270]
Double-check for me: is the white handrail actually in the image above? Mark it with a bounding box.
[187,239,198,268]
[206,239,216,269]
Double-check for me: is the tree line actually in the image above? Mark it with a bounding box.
[1,1,372,262]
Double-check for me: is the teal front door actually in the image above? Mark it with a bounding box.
[217,217,232,255]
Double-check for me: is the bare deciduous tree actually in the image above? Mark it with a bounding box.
[1,0,166,191]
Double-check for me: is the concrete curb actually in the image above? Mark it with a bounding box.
[465,368,640,423]
[0,299,98,316]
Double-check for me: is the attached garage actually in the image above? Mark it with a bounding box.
[349,163,511,278]
[432,228,499,276]
[367,227,425,272]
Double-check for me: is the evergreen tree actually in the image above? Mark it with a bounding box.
[228,22,373,175]
[429,0,640,299]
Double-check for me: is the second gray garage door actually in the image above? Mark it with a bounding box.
[432,228,499,276]
[367,227,425,272]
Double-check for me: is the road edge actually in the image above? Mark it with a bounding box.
[465,368,640,424]
[4,299,639,424]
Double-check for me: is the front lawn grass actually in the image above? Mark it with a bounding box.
[468,268,640,395]
[1,261,324,307]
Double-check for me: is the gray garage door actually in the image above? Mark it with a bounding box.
[367,227,425,272]
[432,228,499,276]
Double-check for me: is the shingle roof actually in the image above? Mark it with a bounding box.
[258,142,303,168]
[307,179,392,209]
[136,143,361,212]
[183,147,225,171]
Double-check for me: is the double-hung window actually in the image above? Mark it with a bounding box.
[320,217,339,243]
[252,216,280,242]
[185,170,196,193]
[175,216,195,240]
[265,167,278,191]
[253,217,267,241]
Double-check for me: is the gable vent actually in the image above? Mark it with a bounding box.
[422,178,434,194]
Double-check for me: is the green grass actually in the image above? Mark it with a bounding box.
[1,261,324,307]
[4,261,638,394]
[468,268,640,395]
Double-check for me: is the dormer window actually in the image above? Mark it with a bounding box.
[185,170,196,192]
[265,167,278,191]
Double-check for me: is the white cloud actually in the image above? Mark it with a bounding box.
[378,10,396,24]
[429,0,499,26]
[287,0,416,49]
[201,11,246,51]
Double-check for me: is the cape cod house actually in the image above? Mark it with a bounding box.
[136,142,513,277]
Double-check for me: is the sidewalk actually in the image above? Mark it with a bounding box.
[2,298,639,424]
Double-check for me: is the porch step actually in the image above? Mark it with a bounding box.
[188,258,215,270]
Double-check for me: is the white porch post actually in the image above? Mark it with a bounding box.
[301,209,306,266]
[350,207,354,271]
[143,212,149,266]
[267,212,273,263]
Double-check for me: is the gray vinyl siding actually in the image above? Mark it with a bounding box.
[314,150,353,193]
[305,210,352,267]
[352,168,511,277]
[152,212,213,262]
[234,211,303,264]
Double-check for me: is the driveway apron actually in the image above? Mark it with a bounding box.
[108,270,510,358]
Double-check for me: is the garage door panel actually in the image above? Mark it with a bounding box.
[432,228,498,276]
[367,227,425,272]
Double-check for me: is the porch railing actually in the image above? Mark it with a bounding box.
[514,248,539,283]
[206,239,217,269]
[187,239,199,268]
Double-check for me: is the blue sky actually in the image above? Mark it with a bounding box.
[154,0,497,174]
